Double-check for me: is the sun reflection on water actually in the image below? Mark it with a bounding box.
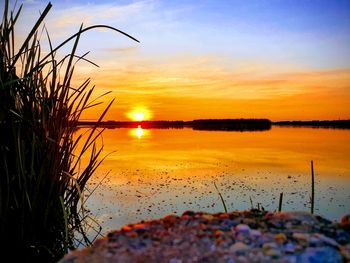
[130,125,148,139]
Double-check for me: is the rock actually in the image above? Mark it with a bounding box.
[229,242,249,255]
[317,234,339,247]
[58,210,350,263]
[274,233,287,244]
[284,242,296,253]
[250,229,262,238]
[293,232,310,246]
[264,248,281,258]
[235,224,250,234]
[341,214,350,229]
[340,244,350,261]
[300,247,342,263]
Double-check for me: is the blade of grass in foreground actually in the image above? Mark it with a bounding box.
[214,182,228,213]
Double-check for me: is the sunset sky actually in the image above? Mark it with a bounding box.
[12,0,350,120]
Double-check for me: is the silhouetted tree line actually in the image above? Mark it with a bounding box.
[77,119,272,131]
[274,120,350,129]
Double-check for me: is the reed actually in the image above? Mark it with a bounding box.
[278,192,283,212]
[0,1,137,261]
[214,182,228,213]
[311,160,315,214]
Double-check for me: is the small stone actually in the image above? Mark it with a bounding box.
[309,236,322,246]
[169,258,182,263]
[250,229,262,238]
[122,225,133,232]
[340,244,350,261]
[293,233,310,246]
[264,248,281,258]
[275,233,287,244]
[341,214,350,228]
[182,211,195,216]
[173,238,182,245]
[229,242,249,254]
[163,215,178,223]
[219,213,229,219]
[214,230,224,237]
[236,255,248,262]
[202,214,215,221]
[235,224,250,234]
[263,242,278,250]
[284,243,296,253]
[126,231,138,238]
[300,247,342,263]
[317,234,339,247]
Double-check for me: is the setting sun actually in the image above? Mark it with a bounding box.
[127,107,152,121]
[133,112,145,121]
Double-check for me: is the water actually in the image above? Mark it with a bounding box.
[80,126,350,234]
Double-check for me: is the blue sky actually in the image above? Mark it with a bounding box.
[13,0,350,68]
[4,0,350,120]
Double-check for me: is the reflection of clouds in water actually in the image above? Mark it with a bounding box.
[81,127,350,234]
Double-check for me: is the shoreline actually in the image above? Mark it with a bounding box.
[60,210,350,262]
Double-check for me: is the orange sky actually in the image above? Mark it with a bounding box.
[15,0,350,121]
[79,61,350,121]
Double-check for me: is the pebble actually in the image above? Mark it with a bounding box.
[229,242,249,254]
[235,224,250,234]
[274,233,287,244]
[284,242,296,253]
[59,210,350,263]
[300,247,342,263]
[317,234,339,247]
[250,229,262,238]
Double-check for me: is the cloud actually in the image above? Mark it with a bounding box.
[81,52,350,99]
[103,46,139,53]
[49,1,155,31]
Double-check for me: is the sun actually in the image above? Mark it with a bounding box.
[133,112,145,121]
[127,107,151,121]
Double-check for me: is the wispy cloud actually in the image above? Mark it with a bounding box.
[12,0,350,121]
[103,46,139,53]
[49,1,155,30]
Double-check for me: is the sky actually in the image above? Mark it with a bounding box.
[6,0,350,120]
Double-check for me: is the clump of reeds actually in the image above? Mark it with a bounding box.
[0,1,137,261]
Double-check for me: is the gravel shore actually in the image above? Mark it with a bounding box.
[59,210,350,263]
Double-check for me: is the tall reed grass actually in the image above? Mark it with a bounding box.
[0,1,138,261]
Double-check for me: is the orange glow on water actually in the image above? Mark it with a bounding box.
[129,125,149,139]
[78,126,350,230]
[135,125,144,138]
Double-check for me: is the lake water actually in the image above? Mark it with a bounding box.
[80,126,350,235]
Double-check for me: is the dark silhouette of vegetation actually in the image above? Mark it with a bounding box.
[78,120,186,129]
[78,118,272,131]
[311,160,315,214]
[273,120,350,129]
[278,193,283,212]
[0,1,137,262]
[190,119,271,131]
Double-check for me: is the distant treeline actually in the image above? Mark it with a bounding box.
[190,119,271,131]
[273,120,350,129]
[77,119,272,131]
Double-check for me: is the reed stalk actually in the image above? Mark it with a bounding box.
[278,192,283,212]
[0,1,138,261]
[214,182,228,213]
[311,160,315,214]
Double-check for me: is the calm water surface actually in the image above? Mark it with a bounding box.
[80,126,350,234]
